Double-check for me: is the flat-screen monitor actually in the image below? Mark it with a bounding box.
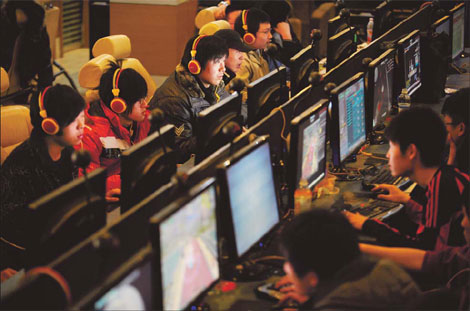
[120,124,177,214]
[217,136,280,259]
[195,92,243,164]
[288,99,328,207]
[150,178,219,311]
[366,48,395,134]
[290,45,318,97]
[450,3,465,60]
[247,66,289,127]
[432,15,451,36]
[327,15,350,39]
[327,26,357,72]
[330,72,367,167]
[27,168,107,267]
[75,247,153,310]
[397,29,421,96]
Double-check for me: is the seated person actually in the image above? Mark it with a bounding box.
[276,209,420,309]
[0,0,53,102]
[233,8,271,91]
[345,107,469,250]
[442,88,469,174]
[149,35,229,162]
[360,188,470,310]
[1,84,85,269]
[79,62,150,192]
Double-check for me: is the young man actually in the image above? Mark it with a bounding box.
[233,8,271,88]
[442,88,469,174]
[276,209,420,309]
[149,35,229,162]
[79,62,150,192]
[1,84,85,269]
[345,107,469,250]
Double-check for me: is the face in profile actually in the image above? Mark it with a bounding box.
[386,141,413,177]
[225,48,244,73]
[252,22,272,50]
[198,57,226,87]
[57,110,85,146]
[127,98,149,122]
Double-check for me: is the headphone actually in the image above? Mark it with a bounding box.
[110,68,127,114]
[241,10,255,45]
[39,86,60,135]
[188,35,207,75]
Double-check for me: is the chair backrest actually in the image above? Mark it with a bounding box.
[1,67,9,95]
[311,2,336,59]
[44,6,60,60]
[1,105,33,164]
[199,20,231,35]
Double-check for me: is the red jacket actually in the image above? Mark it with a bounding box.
[76,101,150,191]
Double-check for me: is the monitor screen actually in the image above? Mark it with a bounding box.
[225,139,279,257]
[159,182,219,310]
[94,260,152,310]
[370,49,394,130]
[336,74,366,164]
[402,31,421,96]
[452,5,465,59]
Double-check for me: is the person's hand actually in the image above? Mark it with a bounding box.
[275,22,292,41]
[343,211,368,230]
[372,184,410,204]
[275,275,309,307]
[105,188,121,203]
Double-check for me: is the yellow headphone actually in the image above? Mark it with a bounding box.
[110,68,127,114]
[39,86,60,135]
[188,35,207,75]
[241,10,255,45]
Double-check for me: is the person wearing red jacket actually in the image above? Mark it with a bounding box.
[77,62,150,197]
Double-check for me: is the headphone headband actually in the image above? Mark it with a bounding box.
[39,86,60,135]
[241,10,255,45]
[188,35,207,75]
[110,67,127,113]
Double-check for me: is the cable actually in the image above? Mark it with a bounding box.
[26,266,72,305]
[270,106,288,143]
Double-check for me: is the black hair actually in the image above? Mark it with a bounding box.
[30,84,85,137]
[441,88,469,127]
[234,8,270,39]
[260,0,291,26]
[4,0,45,37]
[385,107,446,167]
[181,35,228,72]
[279,208,360,280]
[98,61,147,114]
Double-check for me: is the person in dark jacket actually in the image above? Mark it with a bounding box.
[0,84,85,270]
[275,209,420,310]
[0,0,53,103]
[149,35,229,162]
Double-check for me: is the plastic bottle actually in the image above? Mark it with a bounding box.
[294,179,313,215]
[398,88,411,113]
[367,18,374,43]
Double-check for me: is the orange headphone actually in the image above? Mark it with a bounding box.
[110,68,127,114]
[188,35,207,75]
[241,10,255,45]
[39,86,60,135]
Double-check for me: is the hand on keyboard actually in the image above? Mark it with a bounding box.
[343,210,369,230]
[371,184,411,204]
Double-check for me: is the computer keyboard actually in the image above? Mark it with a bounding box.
[362,165,405,190]
[347,199,401,219]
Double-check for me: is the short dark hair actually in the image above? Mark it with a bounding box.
[181,35,228,72]
[279,208,360,280]
[441,88,469,127]
[234,8,270,39]
[385,107,446,167]
[98,61,147,114]
[30,84,85,136]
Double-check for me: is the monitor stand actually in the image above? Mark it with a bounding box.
[449,62,467,74]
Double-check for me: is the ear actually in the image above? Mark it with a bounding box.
[457,122,466,137]
[303,271,319,289]
[406,143,418,161]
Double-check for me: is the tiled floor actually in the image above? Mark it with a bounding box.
[53,48,168,97]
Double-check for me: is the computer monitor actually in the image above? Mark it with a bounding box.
[397,29,421,96]
[217,136,280,259]
[195,92,243,164]
[450,3,465,60]
[290,45,319,97]
[330,72,367,167]
[326,26,357,72]
[150,177,219,311]
[366,48,395,135]
[327,15,350,40]
[27,168,107,267]
[120,124,177,214]
[432,15,451,36]
[288,99,328,207]
[74,247,153,310]
[247,66,289,127]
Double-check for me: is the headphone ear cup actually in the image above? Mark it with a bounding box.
[243,32,256,45]
[188,59,202,75]
[41,118,60,135]
[110,97,127,114]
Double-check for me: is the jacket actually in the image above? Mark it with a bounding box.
[149,64,229,162]
[236,50,270,102]
[78,101,150,190]
[302,255,420,310]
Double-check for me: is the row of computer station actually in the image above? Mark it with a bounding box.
[1,1,468,310]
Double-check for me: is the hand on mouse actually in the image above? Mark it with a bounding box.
[342,210,368,230]
[371,184,410,204]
